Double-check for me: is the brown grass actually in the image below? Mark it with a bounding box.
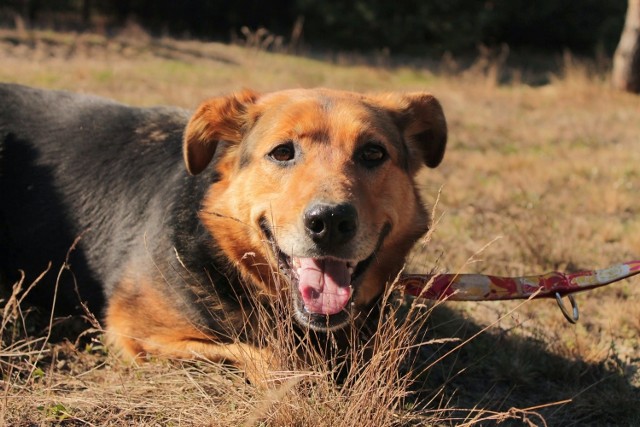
[1,28,639,426]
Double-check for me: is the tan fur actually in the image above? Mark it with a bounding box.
[191,89,445,306]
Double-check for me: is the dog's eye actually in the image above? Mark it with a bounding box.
[268,142,296,163]
[358,143,387,167]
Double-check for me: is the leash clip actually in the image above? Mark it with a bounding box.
[555,292,579,324]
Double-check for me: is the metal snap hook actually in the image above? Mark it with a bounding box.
[555,292,579,324]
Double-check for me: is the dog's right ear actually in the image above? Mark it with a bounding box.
[183,89,260,175]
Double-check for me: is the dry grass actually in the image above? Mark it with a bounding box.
[1,28,639,426]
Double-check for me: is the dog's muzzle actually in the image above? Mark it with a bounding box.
[260,203,388,331]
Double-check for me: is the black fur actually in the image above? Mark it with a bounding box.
[0,84,237,329]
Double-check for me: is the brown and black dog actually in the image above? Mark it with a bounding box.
[0,84,446,380]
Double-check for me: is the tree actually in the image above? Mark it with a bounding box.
[613,0,640,92]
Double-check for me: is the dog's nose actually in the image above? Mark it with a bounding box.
[304,203,358,249]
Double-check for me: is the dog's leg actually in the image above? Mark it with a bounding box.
[157,341,278,385]
[106,277,277,385]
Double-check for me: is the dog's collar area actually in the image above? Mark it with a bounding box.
[258,217,378,331]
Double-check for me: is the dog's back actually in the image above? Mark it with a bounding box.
[0,84,191,312]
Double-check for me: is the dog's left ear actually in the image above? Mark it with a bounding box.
[183,89,260,175]
[386,92,447,171]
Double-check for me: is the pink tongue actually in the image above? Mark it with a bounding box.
[296,258,352,315]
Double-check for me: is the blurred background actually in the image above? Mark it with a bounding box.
[0,0,629,55]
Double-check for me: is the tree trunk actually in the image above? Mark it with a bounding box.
[613,0,640,93]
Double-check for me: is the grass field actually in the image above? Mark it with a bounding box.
[1,28,639,426]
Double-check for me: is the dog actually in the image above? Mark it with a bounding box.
[0,83,446,381]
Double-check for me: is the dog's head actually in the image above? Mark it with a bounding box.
[183,88,446,331]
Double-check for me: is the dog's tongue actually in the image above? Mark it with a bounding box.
[296,258,352,315]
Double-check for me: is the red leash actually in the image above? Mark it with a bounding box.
[400,260,640,323]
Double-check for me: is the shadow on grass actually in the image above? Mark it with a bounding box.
[410,304,640,426]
